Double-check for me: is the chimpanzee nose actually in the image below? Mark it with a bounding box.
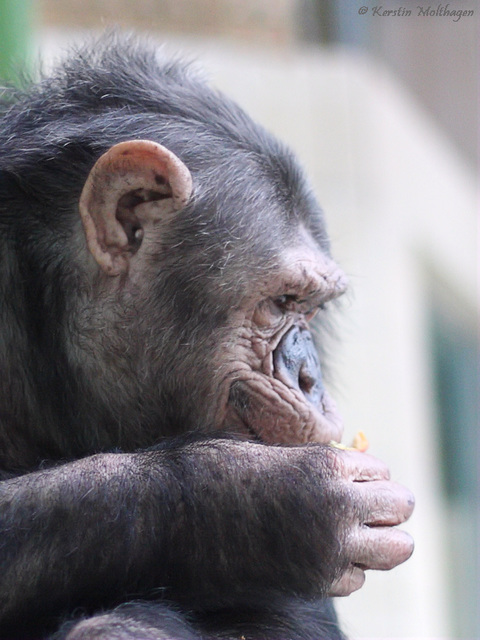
[273,326,324,407]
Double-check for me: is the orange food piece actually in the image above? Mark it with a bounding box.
[351,430,369,452]
[329,430,369,452]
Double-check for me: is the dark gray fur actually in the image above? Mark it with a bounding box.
[0,34,345,639]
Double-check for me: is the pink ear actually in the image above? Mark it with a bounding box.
[79,140,192,276]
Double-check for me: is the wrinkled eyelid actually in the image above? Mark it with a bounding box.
[309,277,348,305]
[270,268,347,313]
[275,280,347,311]
[273,295,327,314]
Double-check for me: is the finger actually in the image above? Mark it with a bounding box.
[353,480,415,525]
[328,565,366,597]
[338,450,391,482]
[350,526,415,570]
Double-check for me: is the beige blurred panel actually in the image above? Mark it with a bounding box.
[37,0,297,45]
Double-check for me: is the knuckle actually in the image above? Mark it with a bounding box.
[405,489,415,513]
[373,456,391,480]
[328,565,365,597]
[400,530,415,560]
[385,530,415,568]
[323,444,343,469]
[352,565,366,591]
[309,443,344,478]
[390,484,415,521]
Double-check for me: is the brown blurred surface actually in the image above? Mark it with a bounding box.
[38,0,297,46]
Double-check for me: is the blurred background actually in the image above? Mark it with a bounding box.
[0,1,478,638]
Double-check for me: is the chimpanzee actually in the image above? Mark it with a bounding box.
[0,34,414,639]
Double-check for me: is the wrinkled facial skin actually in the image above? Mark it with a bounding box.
[216,231,348,445]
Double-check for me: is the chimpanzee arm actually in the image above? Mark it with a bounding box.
[0,439,335,627]
[0,437,413,629]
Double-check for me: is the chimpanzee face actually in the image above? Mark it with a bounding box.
[215,225,347,444]
[78,136,346,448]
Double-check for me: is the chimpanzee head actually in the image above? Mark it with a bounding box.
[1,35,347,451]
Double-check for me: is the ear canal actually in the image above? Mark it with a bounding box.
[79,140,193,276]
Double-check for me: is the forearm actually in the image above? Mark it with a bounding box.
[151,440,343,607]
[0,440,344,624]
[0,452,177,622]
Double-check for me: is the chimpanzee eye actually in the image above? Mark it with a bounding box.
[273,295,298,311]
[274,294,328,318]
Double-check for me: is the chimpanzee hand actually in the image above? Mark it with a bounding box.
[322,448,415,596]
[149,439,414,606]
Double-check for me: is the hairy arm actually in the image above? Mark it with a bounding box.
[0,438,413,629]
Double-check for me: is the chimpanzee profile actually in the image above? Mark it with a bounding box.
[0,34,414,639]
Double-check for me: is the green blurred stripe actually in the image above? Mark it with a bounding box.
[0,0,33,81]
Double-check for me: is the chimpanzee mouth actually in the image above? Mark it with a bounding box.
[225,377,337,445]
[223,325,343,445]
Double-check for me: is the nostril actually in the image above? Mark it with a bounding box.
[273,325,324,408]
[298,367,315,395]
